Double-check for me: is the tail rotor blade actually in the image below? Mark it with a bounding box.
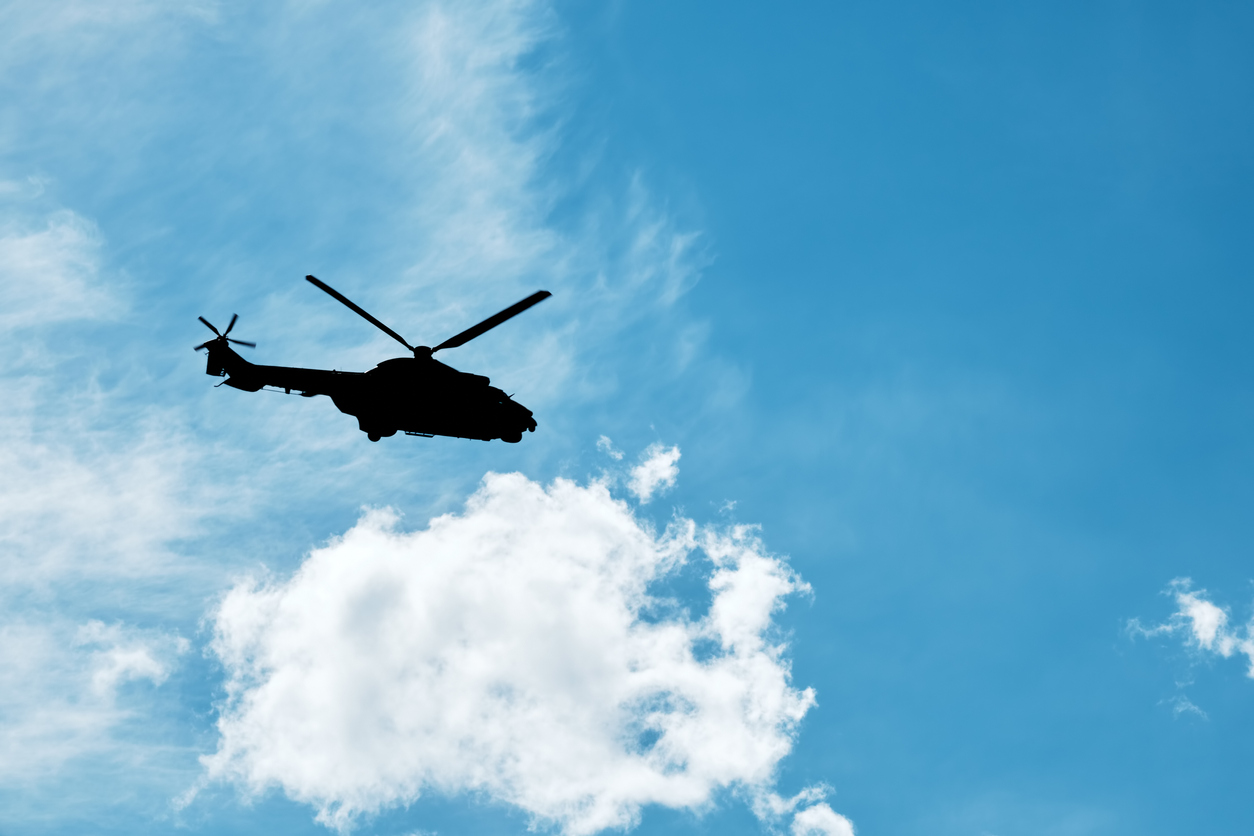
[431,290,551,353]
[197,314,253,349]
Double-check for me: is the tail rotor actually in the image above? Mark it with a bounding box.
[195,314,256,351]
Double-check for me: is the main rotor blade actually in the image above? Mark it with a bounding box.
[306,275,414,352]
[431,290,552,353]
[227,338,256,348]
[198,316,221,336]
[223,313,238,336]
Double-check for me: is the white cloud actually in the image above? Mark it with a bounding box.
[1175,587,1235,653]
[752,787,854,836]
[0,618,186,782]
[398,0,559,284]
[628,443,681,504]
[596,435,624,460]
[1163,694,1208,720]
[75,619,186,697]
[791,802,857,836]
[0,195,231,818]
[0,209,119,334]
[0,410,224,584]
[0,0,743,829]
[0,199,240,602]
[386,3,712,416]
[1132,578,1254,677]
[204,466,833,834]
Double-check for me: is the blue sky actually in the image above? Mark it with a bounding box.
[2,1,1253,834]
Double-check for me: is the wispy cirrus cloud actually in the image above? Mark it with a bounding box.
[0,0,713,570]
[0,197,223,587]
[0,207,117,333]
[0,0,773,832]
[0,195,218,817]
[0,618,187,783]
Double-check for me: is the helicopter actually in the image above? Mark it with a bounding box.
[196,275,551,443]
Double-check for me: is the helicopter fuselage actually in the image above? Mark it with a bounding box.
[204,341,537,443]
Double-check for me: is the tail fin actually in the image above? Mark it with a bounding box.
[206,352,227,377]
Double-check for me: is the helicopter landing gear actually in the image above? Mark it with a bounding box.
[368,432,380,442]
[501,430,523,443]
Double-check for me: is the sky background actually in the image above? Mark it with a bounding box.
[2,1,1253,835]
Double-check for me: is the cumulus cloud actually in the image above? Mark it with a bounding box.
[628,443,681,503]
[1131,578,1254,677]
[791,802,857,836]
[204,463,836,833]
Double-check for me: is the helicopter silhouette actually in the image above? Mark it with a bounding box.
[196,276,550,443]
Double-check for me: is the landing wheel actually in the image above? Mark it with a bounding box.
[368,432,380,442]
[501,430,523,443]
